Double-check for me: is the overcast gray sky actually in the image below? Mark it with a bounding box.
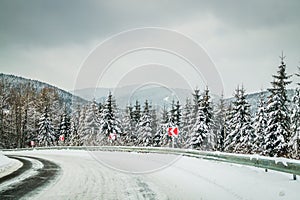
[0,0,299,97]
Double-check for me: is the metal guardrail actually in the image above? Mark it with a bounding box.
[3,146,300,178]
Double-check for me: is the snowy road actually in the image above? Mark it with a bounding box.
[0,155,59,199]
[2,150,300,200]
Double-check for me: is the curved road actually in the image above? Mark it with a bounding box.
[0,155,60,200]
[2,150,300,200]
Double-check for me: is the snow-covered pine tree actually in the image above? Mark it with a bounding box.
[37,107,56,146]
[133,100,141,125]
[289,89,300,158]
[224,88,241,153]
[99,92,122,145]
[81,100,101,145]
[223,102,233,150]
[174,101,181,127]
[201,87,215,150]
[153,105,168,147]
[122,104,136,146]
[58,107,71,145]
[151,106,158,137]
[77,105,88,145]
[236,88,256,154]
[131,100,141,140]
[69,105,82,146]
[264,56,292,157]
[181,98,193,148]
[137,100,153,146]
[224,86,255,153]
[253,92,267,154]
[192,88,201,125]
[172,100,182,147]
[189,87,213,150]
[37,87,63,143]
[289,68,300,158]
[214,93,226,151]
[161,100,179,147]
[189,107,208,150]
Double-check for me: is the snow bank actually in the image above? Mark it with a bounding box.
[0,151,22,179]
[0,151,11,168]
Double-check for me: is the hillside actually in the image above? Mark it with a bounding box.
[0,73,87,107]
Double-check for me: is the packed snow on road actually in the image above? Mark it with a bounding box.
[1,149,300,200]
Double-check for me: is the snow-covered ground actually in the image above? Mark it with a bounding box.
[3,150,300,200]
[0,152,11,168]
[0,151,22,179]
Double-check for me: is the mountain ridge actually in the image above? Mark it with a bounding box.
[0,73,87,107]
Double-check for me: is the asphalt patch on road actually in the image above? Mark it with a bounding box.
[0,155,60,200]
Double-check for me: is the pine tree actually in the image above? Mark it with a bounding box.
[214,93,226,151]
[289,68,300,158]
[181,98,193,148]
[192,88,201,125]
[122,105,136,146]
[174,101,181,127]
[189,87,214,150]
[99,92,122,145]
[202,87,215,150]
[37,107,56,146]
[224,86,255,153]
[253,93,267,154]
[81,100,101,145]
[58,107,71,145]
[133,100,141,124]
[69,105,82,146]
[77,105,88,145]
[264,56,292,157]
[38,87,62,135]
[170,100,182,147]
[137,100,153,146]
[224,102,234,137]
[189,108,208,150]
[162,102,179,147]
[153,105,168,147]
[289,89,300,158]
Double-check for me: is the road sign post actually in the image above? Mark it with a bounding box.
[109,133,117,141]
[167,127,179,148]
[59,135,65,142]
[30,141,35,148]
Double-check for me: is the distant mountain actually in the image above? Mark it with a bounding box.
[73,85,224,109]
[1,73,295,114]
[0,73,87,107]
[225,89,296,114]
[74,85,296,113]
[73,85,194,109]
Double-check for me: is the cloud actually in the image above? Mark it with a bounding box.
[0,0,299,96]
[0,0,299,52]
[1,0,298,48]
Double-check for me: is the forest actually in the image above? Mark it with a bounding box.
[0,57,299,159]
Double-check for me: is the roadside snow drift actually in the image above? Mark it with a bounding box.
[0,152,22,179]
[0,152,10,168]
